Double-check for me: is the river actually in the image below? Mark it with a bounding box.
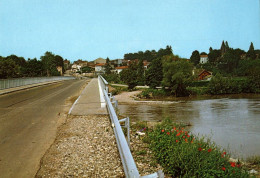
[117,94,260,159]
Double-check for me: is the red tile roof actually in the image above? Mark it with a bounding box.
[95,63,106,66]
[115,66,128,69]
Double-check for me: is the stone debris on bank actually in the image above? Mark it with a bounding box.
[36,115,124,177]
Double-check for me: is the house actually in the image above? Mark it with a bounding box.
[143,60,150,70]
[115,66,128,74]
[200,55,209,64]
[71,64,81,73]
[111,59,124,68]
[95,63,106,73]
[198,70,212,80]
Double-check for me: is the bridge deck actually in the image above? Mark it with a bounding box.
[69,78,107,115]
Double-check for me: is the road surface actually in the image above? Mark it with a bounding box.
[0,79,87,178]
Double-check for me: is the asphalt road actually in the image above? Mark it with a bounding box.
[0,79,87,178]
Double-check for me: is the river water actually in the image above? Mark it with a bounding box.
[118,94,260,159]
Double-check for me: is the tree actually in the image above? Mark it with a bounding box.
[220,40,226,56]
[190,50,200,66]
[104,57,112,74]
[247,42,256,59]
[120,62,138,90]
[40,51,61,76]
[219,48,239,74]
[162,59,193,97]
[208,49,221,64]
[81,66,93,73]
[137,59,145,85]
[145,58,163,88]
[22,58,44,77]
[0,58,19,78]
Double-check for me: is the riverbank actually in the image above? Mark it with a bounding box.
[115,90,260,177]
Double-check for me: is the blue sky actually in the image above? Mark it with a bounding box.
[0,0,259,62]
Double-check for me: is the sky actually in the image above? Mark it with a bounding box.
[0,0,259,62]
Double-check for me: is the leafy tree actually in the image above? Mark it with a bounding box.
[120,62,138,90]
[104,57,112,74]
[81,66,93,73]
[162,59,193,97]
[137,59,145,85]
[145,57,163,88]
[208,49,221,64]
[55,55,65,73]
[22,58,44,77]
[40,51,61,76]
[219,48,240,74]
[5,55,26,76]
[190,50,200,65]
[247,42,256,59]
[0,58,19,78]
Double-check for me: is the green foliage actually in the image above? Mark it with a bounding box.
[40,51,63,76]
[208,49,221,64]
[81,66,93,73]
[190,50,200,66]
[103,73,120,83]
[0,58,20,78]
[208,74,258,94]
[120,62,138,90]
[219,48,240,74]
[104,57,112,74]
[187,87,208,95]
[247,42,256,59]
[138,89,168,99]
[22,58,44,77]
[124,45,173,62]
[137,59,145,85]
[162,58,193,97]
[148,119,250,177]
[145,58,163,89]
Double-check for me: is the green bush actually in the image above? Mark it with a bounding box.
[187,87,208,95]
[147,119,250,177]
[102,73,120,83]
[190,81,210,87]
[208,74,259,95]
[138,89,168,99]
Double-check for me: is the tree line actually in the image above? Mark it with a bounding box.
[104,43,260,97]
[124,45,173,62]
[0,52,65,79]
[190,41,260,76]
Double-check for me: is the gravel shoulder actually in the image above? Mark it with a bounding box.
[36,115,124,177]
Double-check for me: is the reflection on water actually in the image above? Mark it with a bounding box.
[118,95,260,158]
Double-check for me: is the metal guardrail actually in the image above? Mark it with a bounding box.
[98,75,164,178]
[0,76,75,90]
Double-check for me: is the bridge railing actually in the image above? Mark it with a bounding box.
[0,76,75,90]
[98,75,164,178]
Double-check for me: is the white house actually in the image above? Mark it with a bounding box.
[95,63,106,73]
[71,64,81,72]
[200,55,209,64]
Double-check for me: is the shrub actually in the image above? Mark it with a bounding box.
[138,89,168,99]
[147,119,250,177]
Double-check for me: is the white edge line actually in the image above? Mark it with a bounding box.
[68,95,81,115]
